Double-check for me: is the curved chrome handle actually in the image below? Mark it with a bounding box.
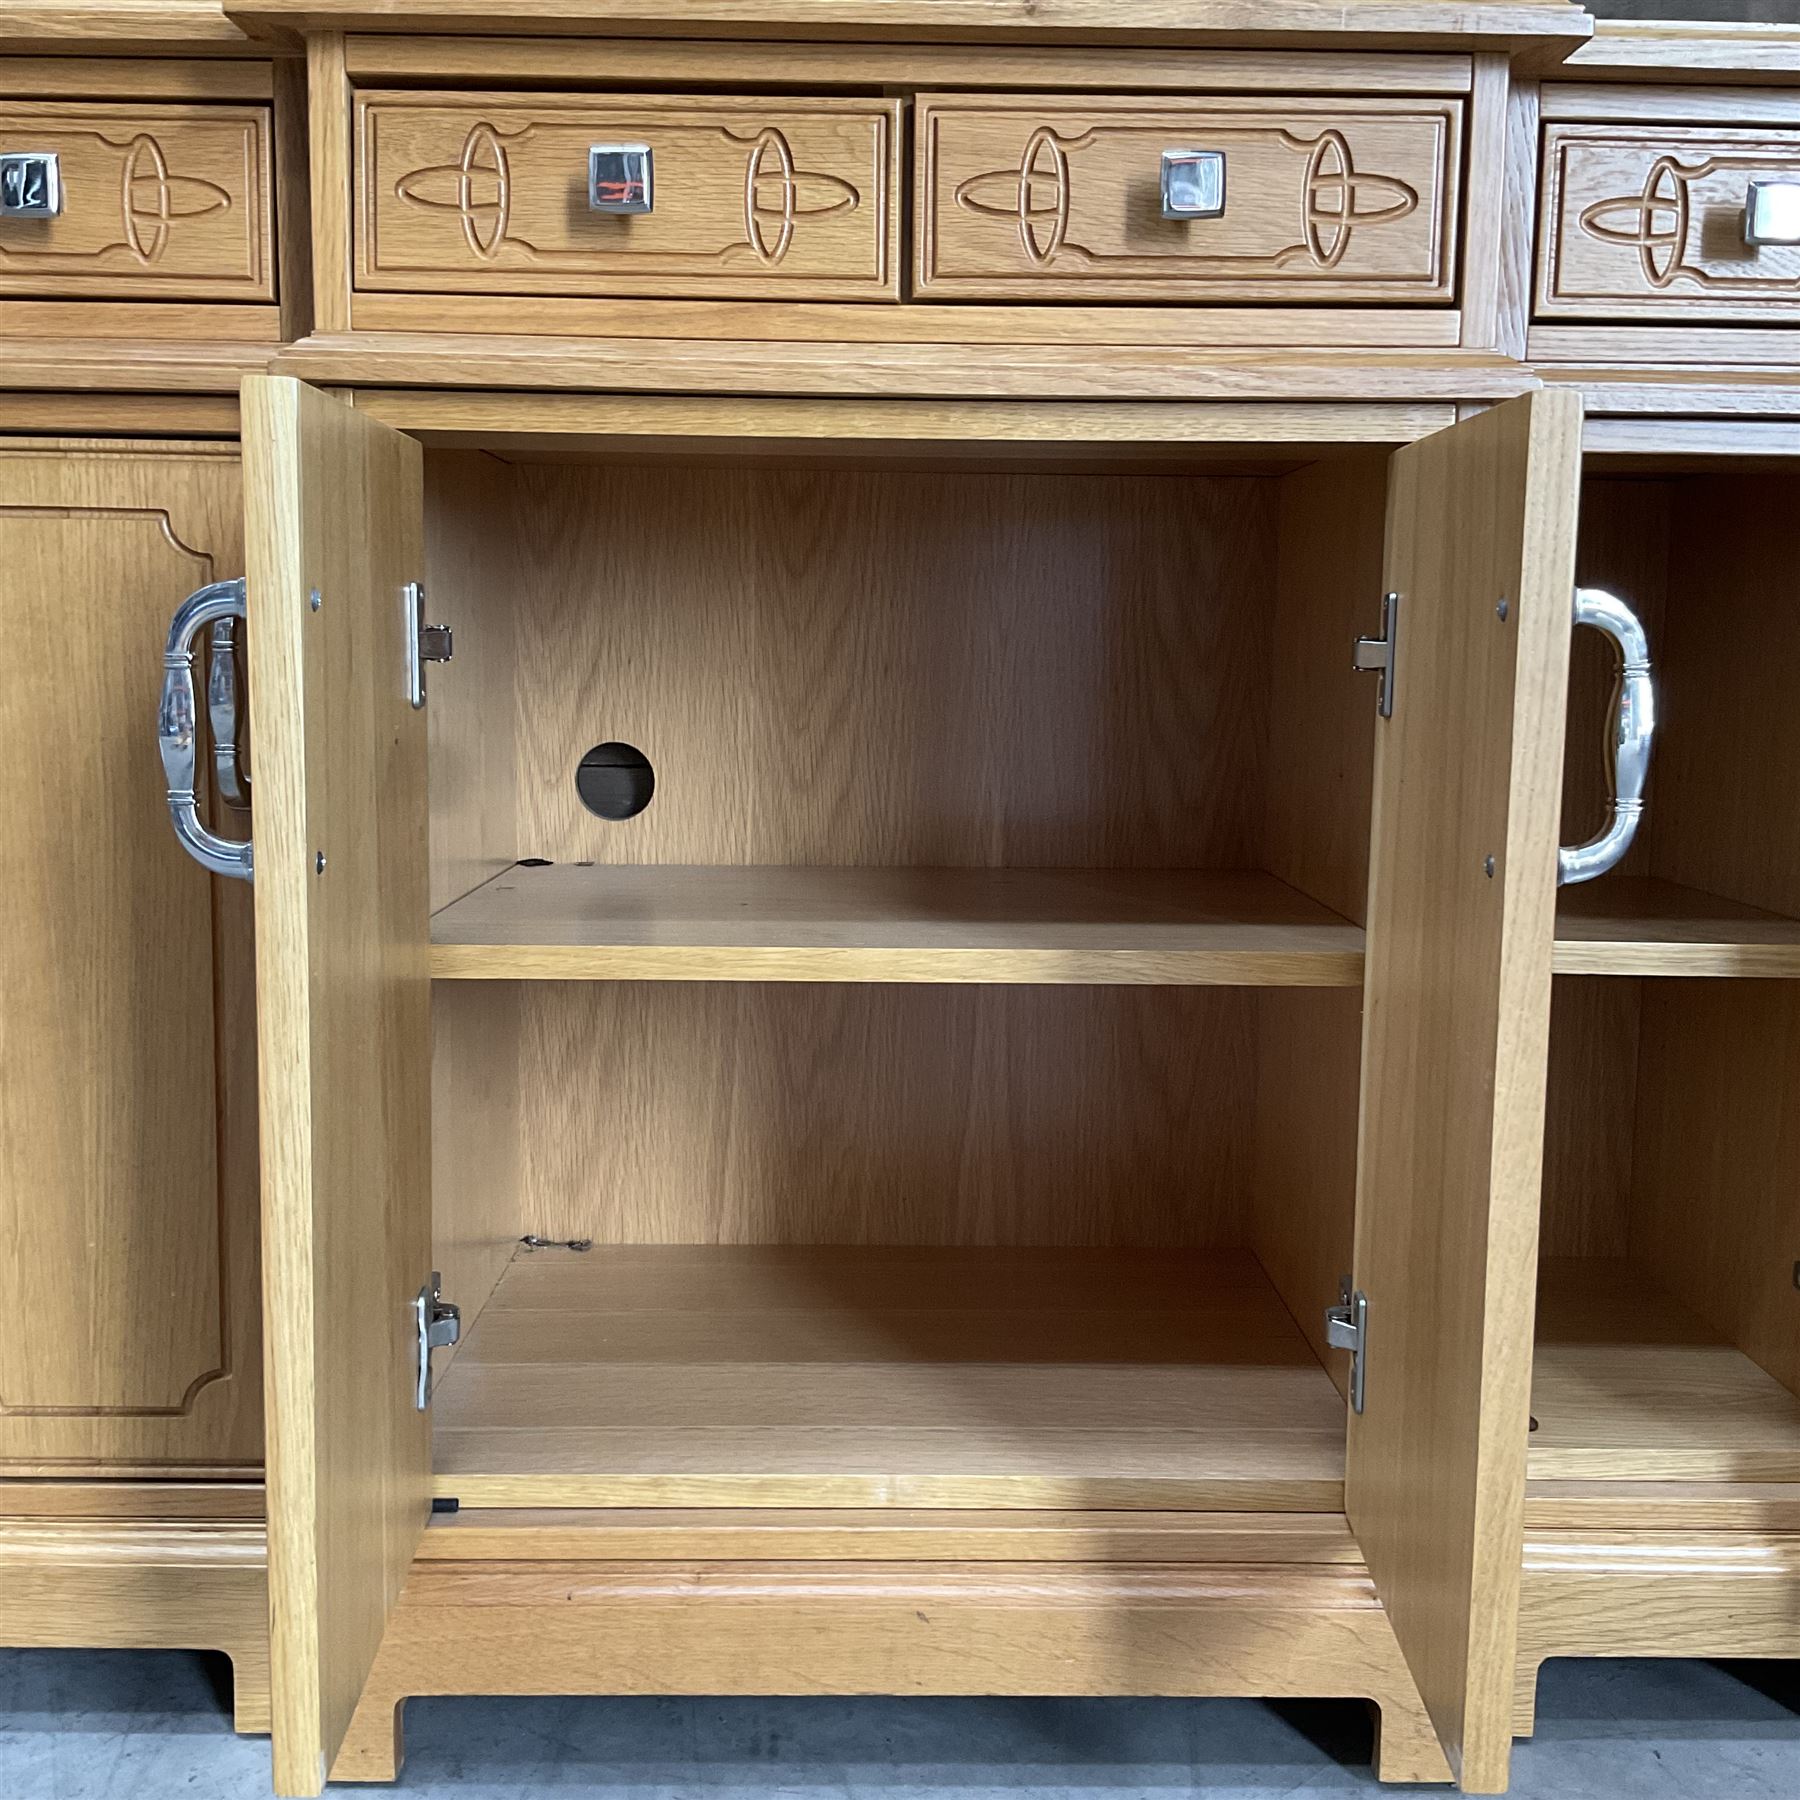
[1557,586,1653,888]
[159,578,253,882]
[207,616,250,809]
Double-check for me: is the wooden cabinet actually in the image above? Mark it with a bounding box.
[6,12,1800,1800]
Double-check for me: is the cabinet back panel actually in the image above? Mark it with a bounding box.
[492,464,1274,869]
[1656,471,1800,920]
[512,983,1254,1248]
[1630,979,1800,1402]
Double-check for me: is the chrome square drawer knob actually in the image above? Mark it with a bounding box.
[1744,179,1800,247]
[0,152,61,219]
[589,143,653,214]
[1160,148,1226,221]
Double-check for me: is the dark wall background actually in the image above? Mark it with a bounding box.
[1587,2,1798,20]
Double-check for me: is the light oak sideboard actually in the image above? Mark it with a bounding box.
[1,5,1796,1795]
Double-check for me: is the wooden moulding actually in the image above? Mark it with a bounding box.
[333,1546,1452,1787]
[1514,1528,1800,1736]
[342,36,1478,93]
[277,335,1535,400]
[0,1513,270,1734]
[1560,21,1800,88]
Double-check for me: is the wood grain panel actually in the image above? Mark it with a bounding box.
[432,1247,1347,1510]
[512,984,1258,1249]
[244,377,431,1798]
[1348,391,1581,1793]
[1537,123,1800,322]
[356,92,900,300]
[500,464,1274,869]
[0,103,273,301]
[429,865,1364,985]
[916,94,1461,302]
[1539,975,1638,1261]
[0,443,260,1474]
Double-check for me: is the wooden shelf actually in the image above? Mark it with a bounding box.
[430,865,1366,986]
[1529,1258,1800,1485]
[431,1246,1348,1510]
[1552,877,1800,978]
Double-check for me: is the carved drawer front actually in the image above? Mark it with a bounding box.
[1538,123,1800,323]
[915,94,1461,303]
[0,103,274,302]
[356,92,902,300]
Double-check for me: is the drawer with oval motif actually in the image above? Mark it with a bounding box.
[1537,122,1800,323]
[915,94,1461,303]
[355,92,902,301]
[0,102,274,302]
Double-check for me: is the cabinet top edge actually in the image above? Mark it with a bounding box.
[221,0,1591,55]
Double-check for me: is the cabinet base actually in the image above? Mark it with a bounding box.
[0,1511,270,1734]
[1514,1527,1800,1736]
[334,1548,1450,1785]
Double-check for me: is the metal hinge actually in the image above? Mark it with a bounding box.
[413,1272,461,1411]
[1352,590,1400,719]
[1325,1277,1369,1415]
[404,580,454,711]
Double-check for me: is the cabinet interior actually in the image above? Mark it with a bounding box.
[410,432,1800,1514]
[1538,465,1800,1495]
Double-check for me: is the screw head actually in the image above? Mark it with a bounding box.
[1484,855,1496,878]
[1496,597,1510,622]
[314,851,327,875]
[309,587,323,612]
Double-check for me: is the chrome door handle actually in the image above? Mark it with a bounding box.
[207,616,250,809]
[159,578,254,882]
[1557,587,1653,888]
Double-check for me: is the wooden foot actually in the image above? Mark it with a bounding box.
[1512,1655,1544,1739]
[333,1695,405,1783]
[1372,1695,1454,1784]
[231,1635,274,1736]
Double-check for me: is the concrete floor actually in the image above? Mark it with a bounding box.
[2,1652,1797,1799]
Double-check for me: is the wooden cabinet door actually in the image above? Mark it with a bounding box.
[242,378,431,1797]
[0,441,260,1476]
[1349,391,1582,1793]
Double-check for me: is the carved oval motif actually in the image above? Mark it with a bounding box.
[1577,155,1689,290]
[742,127,859,267]
[1302,130,1418,270]
[119,134,232,265]
[394,121,512,262]
[953,126,1071,269]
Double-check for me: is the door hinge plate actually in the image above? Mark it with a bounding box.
[414,1272,461,1411]
[404,581,454,711]
[1352,591,1399,719]
[1325,1278,1368,1415]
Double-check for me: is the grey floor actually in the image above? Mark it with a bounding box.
[1,1652,1796,1799]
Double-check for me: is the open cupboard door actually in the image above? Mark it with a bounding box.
[1348,391,1582,1793]
[243,376,432,1797]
